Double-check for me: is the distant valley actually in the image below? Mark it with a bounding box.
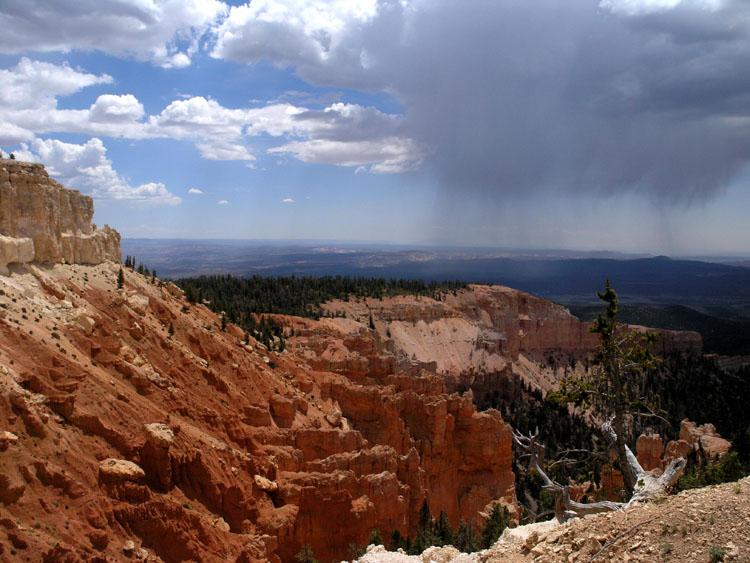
[124,238,750,355]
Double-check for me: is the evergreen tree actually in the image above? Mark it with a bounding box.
[369,313,375,330]
[390,529,406,551]
[368,528,383,546]
[411,500,437,554]
[151,270,156,284]
[454,520,479,553]
[221,313,227,332]
[117,267,124,289]
[434,510,453,546]
[294,544,317,563]
[480,503,511,549]
[10,153,15,160]
[549,281,659,495]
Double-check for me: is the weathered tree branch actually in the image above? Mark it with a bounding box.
[599,416,687,506]
[514,422,686,524]
[513,428,626,523]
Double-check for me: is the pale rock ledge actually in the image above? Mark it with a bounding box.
[0,158,121,275]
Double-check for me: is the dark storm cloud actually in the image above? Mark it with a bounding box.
[214,0,750,202]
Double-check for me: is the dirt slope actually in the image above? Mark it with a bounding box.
[0,264,517,562]
[355,475,750,562]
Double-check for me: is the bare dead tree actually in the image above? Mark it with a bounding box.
[514,421,686,524]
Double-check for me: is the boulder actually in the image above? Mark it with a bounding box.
[98,459,145,482]
[143,423,175,449]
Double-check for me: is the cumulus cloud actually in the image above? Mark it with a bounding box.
[0,56,422,172]
[17,138,181,205]
[0,122,34,145]
[0,58,112,111]
[217,199,229,205]
[188,188,205,194]
[282,198,295,203]
[89,94,145,123]
[212,0,378,67]
[270,137,424,173]
[0,0,227,67]
[210,0,750,203]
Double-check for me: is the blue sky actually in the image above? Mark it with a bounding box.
[1,0,749,254]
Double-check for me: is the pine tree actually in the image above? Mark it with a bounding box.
[434,510,453,546]
[117,267,124,289]
[294,544,317,563]
[151,270,156,284]
[454,520,479,553]
[221,314,227,332]
[390,529,406,551]
[368,528,383,546]
[480,503,511,549]
[549,281,659,495]
[411,500,436,554]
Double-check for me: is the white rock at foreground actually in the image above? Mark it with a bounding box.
[346,544,478,563]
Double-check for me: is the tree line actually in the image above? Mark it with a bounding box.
[174,274,467,320]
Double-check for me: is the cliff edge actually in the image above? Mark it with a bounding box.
[0,158,120,275]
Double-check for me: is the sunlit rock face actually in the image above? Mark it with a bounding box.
[0,158,120,274]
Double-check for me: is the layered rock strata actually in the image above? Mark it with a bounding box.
[284,286,702,406]
[0,159,120,274]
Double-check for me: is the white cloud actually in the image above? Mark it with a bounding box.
[270,137,425,173]
[0,122,34,145]
[0,58,422,173]
[149,96,249,139]
[0,0,227,68]
[599,0,723,15]
[0,57,112,111]
[89,94,145,123]
[282,197,295,203]
[188,188,205,194]
[217,199,229,205]
[17,138,181,206]
[196,140,255,161]
[212,0,378,66]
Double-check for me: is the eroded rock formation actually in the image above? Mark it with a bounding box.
[283,286,702,409]
[0,261,520,562]
[0,158,120,274]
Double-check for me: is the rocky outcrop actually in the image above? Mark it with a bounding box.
[284,286,702,405]
[664,419,732,463]
[0,158,120,274]
[635,432,665,472]
[0,262,518,562]
[637,419,732,473]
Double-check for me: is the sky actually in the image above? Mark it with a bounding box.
[1,0,749,255]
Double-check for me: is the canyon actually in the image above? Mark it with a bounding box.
[0,161,708,562]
